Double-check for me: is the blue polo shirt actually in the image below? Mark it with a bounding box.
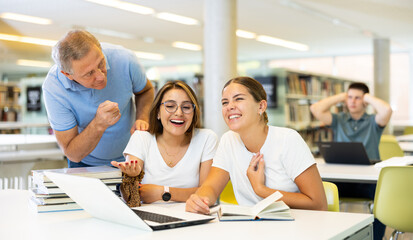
[331,112,384,160]
[43,43,147,166]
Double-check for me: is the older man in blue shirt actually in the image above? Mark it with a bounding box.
[43,30,154,168]
[310,82,392,240]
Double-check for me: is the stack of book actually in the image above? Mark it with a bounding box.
[30,165,122,212]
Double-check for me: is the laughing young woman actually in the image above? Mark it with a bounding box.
[112,80,217,204]
[186,77,327,213]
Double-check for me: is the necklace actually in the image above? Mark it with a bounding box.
[160,142,184,167]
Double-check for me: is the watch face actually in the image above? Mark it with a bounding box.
[162,192,171,201]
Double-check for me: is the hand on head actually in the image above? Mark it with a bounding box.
[96,100,121,129]
[111,160,141,177]
[185,194,211,215]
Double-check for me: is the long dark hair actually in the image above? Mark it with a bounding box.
[148,80,201,136]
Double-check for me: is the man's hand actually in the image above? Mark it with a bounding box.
[247,153,266,195]
[130,119,149,134]
[95,100,121,130]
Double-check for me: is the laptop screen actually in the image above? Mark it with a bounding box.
[318,142,377,165]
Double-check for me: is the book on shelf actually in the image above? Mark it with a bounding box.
[31,165,122,185]
[218,191,293,221]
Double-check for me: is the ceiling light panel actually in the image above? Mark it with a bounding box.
[0,33,57,46]
[85,0,154,15]
[256,35,309,51]
[172,41,202,51]
[0,12,52,25]
[135,51,164,60]
[17,59,52,68]
[236,30,256,39]
[156,12,199,25]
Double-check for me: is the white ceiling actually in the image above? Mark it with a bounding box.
[0,0,412,76]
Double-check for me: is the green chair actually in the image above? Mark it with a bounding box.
[373,166,413,240]
[323,181,340,212]
[219,180,238,205]
[379,135,404,160]
[403,126,413,135]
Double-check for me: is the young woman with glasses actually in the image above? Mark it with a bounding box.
[111,80,217,204]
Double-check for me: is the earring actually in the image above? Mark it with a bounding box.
[157,114,160,120]
[259,112,262,116]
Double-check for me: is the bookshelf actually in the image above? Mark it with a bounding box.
[0,83,21,133]
[254,68,355,153]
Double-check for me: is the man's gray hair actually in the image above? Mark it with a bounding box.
[52,30,101,74]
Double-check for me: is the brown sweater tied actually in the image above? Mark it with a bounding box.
[120,171,144,207]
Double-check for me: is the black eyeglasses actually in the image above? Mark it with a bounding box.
[161,100,195,114]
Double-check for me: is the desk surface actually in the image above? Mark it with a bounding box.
[396,134,413,142]
[316,158,381,184]
[0,190,373,240]
[399,142,413,152]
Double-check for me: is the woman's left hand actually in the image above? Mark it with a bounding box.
[139,184,164,203]
[247,153,266,194]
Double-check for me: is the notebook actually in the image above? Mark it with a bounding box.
[318,142,381,165]
[45,172,214,231]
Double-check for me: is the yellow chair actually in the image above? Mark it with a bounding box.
[219,180,238,205]
[323,181,340,212]
[403,126,413,135]
[373,166,413,240]
[379,135,404,160]
[220,180,340,212]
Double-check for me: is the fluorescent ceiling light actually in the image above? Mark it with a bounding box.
[85,0,154,15]
[0,33,56,46]
[0,12,52,25]
[135,51,164,60]
[236,30,256,39]
[156,12,199,25]
[17,59,52,68]
[256,35,309,51]
[172,41,202,51]
[86,27,135,39]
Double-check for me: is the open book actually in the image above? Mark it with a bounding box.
[218,191,293,221]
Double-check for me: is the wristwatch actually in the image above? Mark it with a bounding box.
[162,186,171,202]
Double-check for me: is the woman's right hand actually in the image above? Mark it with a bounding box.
[111,160,141,177]
[185,194,211,215]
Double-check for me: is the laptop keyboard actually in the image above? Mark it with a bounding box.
[132,209,184,223]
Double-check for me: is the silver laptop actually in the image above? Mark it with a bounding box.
[318,142,381,165]
[45,172,214,231]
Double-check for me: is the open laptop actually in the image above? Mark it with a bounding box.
[45,172,214,231]
[318,142,381,165]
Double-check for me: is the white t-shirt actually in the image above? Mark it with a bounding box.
[124,128,218,188]
[212,126,315,206]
